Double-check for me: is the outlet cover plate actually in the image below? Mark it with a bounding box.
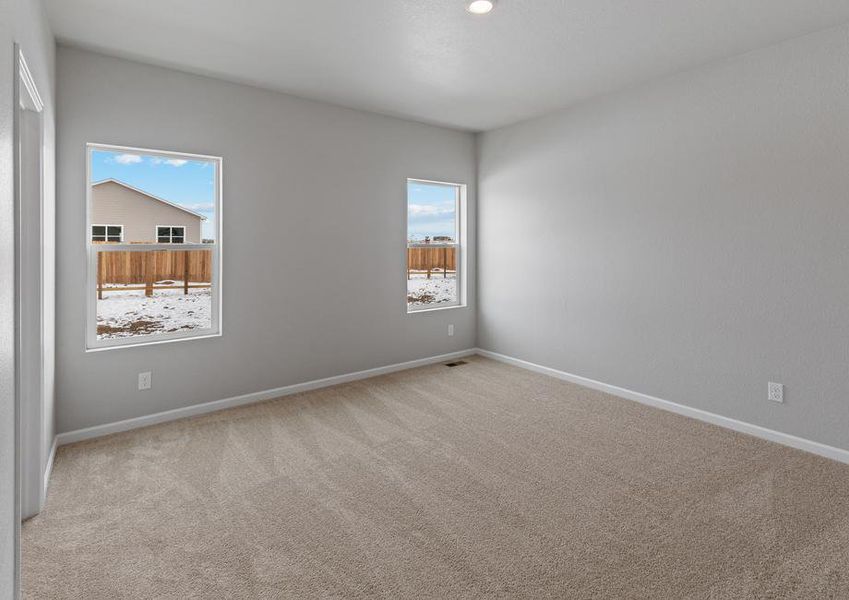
[768,382,783,403]
[138,371,152,391]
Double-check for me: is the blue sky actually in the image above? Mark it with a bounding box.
[91,149,217,241]
[407,181,457,241]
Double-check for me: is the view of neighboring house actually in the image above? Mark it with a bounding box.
[91,179,205,243]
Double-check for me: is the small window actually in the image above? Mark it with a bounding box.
[157,226,185,244]
[87,144,221,350]
[407,179,465,312]
[92,224,123,243]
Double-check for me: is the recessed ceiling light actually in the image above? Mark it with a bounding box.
[466,0,495,15]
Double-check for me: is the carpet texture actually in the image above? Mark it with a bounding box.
[22,356,849,599]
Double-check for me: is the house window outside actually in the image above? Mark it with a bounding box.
[86,143,222,350]
[157,226,185,243]
[92,224,123,243]
[407,179,465,312]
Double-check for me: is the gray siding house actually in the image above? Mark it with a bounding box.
[91,179,205,243]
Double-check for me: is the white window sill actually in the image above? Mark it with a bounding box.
[86,331,221,353]
[407,303,467,315]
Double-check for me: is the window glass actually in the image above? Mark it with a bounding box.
[92,225,123,243]
[157,226,185,243]
[407,180,461,311]
[106,226,122,242]
[88,145,220,348]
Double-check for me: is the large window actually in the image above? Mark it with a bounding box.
[407,179,465,312]
[86,143,222,350]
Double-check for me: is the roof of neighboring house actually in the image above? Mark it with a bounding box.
[92,178,208,220]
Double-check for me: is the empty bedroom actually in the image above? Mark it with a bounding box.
[2,0,849,598]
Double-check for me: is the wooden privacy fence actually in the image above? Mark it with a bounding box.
[97,249,212,298]
[407,245,456,279]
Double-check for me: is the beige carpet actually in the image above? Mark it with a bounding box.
[22,356,849,599]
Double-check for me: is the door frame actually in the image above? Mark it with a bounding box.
[13,43,45,590]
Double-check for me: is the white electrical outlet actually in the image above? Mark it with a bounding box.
[448,324,454,337]
[768,382,783,403]
[138,371,152,391]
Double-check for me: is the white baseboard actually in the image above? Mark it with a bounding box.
[56,349,477,446]
[54,346,849,465]
[476,348,849,465]
[43,436,57,497]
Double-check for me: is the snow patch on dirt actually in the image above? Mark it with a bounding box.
[407,273,457,309]
[97,281,211,339]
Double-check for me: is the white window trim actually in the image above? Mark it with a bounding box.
[155,225,186,244]
[91,223,123,242]
[406,178,467,314]
[85,142,223,351]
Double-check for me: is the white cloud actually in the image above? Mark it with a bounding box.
[113,153,142,165]
[181,202,214,212]
[151,157,189,167]
[408,204,454,217]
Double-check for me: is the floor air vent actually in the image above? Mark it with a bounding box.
[445,360,468,367]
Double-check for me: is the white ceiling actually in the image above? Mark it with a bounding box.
[47,0,849,131]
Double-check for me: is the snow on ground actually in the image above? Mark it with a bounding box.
[407,273,457,309]
[97,280,211,339]
[98,274,452,339]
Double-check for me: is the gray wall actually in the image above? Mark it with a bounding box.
[0,0,54,596]
[56,47,476,434]
[478,23,849,451]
